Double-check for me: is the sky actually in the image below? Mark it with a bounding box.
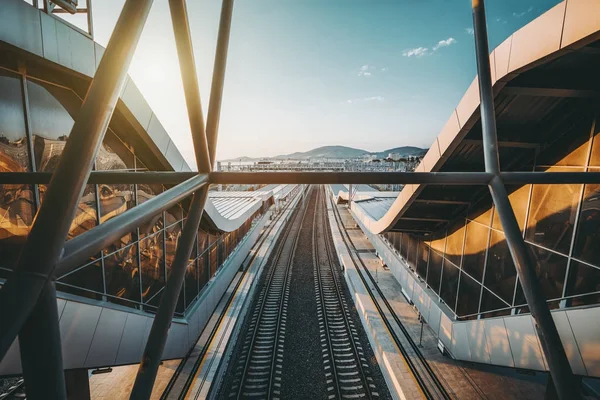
[88,0,562,168]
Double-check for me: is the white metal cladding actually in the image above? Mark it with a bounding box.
[353,209,600,376]
[0,208,273,375]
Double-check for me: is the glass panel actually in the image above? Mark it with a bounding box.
[456,272,481,317]
[525,168,583,256]
[492,185,531,232]
[462,221,489,282]
[137,184,164,238]
[527,244,567,301]
[440,261,459,311]
[591,125,600,166]
[565,261,600,306]
[198,253,209,290]
[198,230,208,255]
[427,249,443,294]
[480,288,510,313]
[165,220,182,274]
[28,80,78,172]
[572,171,600,268]
[0,70,35,275]
[96,131,134,171]
[103,243,140,307]
[444,222,465,267]
[140,232,165,304]
[57,259,103,301]
[416,240,429,279]
[401,233,409,260]
[484,230,517,305]
[185,260,199,308]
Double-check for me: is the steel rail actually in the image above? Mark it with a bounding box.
[0,1,153,397]
[166,188,302,400]
[315,187,374,399]
[235,188,308,399]
[328,188,451,399]
[55,174,209,278]
[472,1,579,398]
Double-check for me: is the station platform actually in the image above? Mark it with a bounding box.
[328,200,550,399]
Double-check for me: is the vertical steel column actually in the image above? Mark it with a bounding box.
[130,0,234,397]
[0,1,153,397]
[471,1,579,398]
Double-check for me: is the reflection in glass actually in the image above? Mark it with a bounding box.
[0,70,35,274]
[185,260,199,308]
[138,184,164,238]
[427,249,443,294]
[462,221,489,282]
[440,261,459,311]
[28,79,77,172]
[484,230,517,305]
[444,222,465,267]
[492,185,530,232]
[416,240,429,279]
[527,244,567,301]
[140,232,165,305]
[565,261,600,307]
[525,169,583,256]
[456,272,481,316]
[572,175,600,268]
[57,259,103,301]
[480,288,510,314]
[401,233,409,260]
[165,220,182,273]
[103,243,140,307]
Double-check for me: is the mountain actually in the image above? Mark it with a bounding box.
[220,145,427,162]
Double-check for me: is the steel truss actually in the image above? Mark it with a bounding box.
[0,0,587,398]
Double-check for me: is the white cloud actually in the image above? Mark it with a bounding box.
[358,64,374,76]
[433,37,456,51]
[513,6,533,17]
[381,67,389,72]
[346,96,385,104]
[402,47,429,57]
[465,27,474,35]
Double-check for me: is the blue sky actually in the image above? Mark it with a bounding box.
[92,0,561,166]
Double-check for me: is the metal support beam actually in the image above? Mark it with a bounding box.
[210,171,494,185]
[472,1,579,398]
[413,199,471,205]
[400,217,449,223]
[130,0,234,397]
[2,171,600,185]
[0,2,153,398]
[503,86,600,99]
[462,139,540,149]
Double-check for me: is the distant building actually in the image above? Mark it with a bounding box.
[363,154,377,162]
[387,153,401,161]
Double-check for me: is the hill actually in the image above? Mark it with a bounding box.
[220,145,427,162]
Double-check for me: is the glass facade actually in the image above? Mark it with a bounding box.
[0,66,268,317]
[381,113,600,320]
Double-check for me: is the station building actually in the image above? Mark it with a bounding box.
[0,0,297,375]
[341,1,600,378]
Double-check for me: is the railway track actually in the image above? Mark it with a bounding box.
[226,187,311,399]
[327,186,452,400]
[313,186,378,400]
[161,186,304,400]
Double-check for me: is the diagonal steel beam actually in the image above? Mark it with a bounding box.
[55,174,209,278]
[131,0,235,397]
[472,1,579,398]
[0,1,154,397]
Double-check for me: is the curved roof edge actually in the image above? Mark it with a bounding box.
[203,197,263,233]
[357,0,600,235]
[0,0,191,172]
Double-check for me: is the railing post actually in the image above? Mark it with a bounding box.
[0,1,153,397]
[130,0,235,397]
[471,1,580,398]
